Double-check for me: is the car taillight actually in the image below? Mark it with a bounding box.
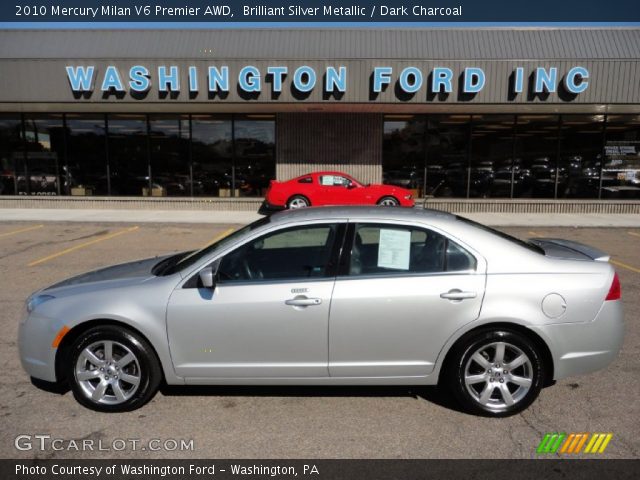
[605,272,621,301]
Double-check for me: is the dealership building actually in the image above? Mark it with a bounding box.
[0,28,639,211]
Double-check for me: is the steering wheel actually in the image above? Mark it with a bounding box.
[242,258,263,280]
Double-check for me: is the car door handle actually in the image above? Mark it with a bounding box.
[440,290,477,301]
[285,297,322,307]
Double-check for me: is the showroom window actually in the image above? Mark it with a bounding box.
[107,115,149,196]
[191,115,233,197]
[383,116,427,196]
[513,115,561,198]
[22,114,66,195]
[0,115,23,196]
[426,115,471,197]
[66,115,108,196]
[603,115,640,199]
[234,115,276,197]
[558,115,605,198]
[149,115,190,197]
[470,115,516,198]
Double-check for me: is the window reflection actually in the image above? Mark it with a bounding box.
[603,115,640,199]
[22,115,65,195]
[0,115,22,196]
[191,115,232,196]
[426,115,470,197]
[559,115,604,198]
[0,112,633,200]
[471,115,515,198]
[383,116,426,196]
[66,115,108,196]
[149,116,190,196]
[234,116,275,197]
[107,115,148,196]
[514,115,560,198]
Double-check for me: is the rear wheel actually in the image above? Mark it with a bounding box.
[287,195,310,209]
[447,329,544,417]
[377,196,400,206]
[67,326,161,412]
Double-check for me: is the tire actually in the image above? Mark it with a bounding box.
[67,325,162,412]
[377,196,400,206]
[287,195,310,209]
[446,329,545,417]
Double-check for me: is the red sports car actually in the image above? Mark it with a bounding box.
[261,171,415,211]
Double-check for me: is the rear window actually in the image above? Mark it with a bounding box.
[455,215,544,255]
[349,224,476,276]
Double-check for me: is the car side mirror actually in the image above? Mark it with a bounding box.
[199,260,220,289]
[347,181,356,189]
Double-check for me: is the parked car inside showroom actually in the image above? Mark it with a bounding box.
[19,207,623,416]
[260,171,415,212]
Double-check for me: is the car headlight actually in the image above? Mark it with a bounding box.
[26,294,55,314]
[404,194,413,200]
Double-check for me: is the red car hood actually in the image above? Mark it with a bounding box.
[367,183,412,194]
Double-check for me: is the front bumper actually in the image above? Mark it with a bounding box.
[532,300,624,380]
[18,312,60,383]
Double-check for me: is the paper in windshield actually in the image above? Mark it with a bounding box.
[377,229,411,270]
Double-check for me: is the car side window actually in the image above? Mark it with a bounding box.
[218,224,339,283]
[348,224,476,276]
[298,176,312,184]
[319,175,349,187]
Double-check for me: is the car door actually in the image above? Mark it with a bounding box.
[328,222,486,378]
[167,221,345,379]
[318,174,354,205]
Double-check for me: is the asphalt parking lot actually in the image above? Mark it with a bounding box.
[0,221,638,459]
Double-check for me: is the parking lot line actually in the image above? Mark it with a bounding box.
[610,259,640,274]
[528,231,542,237]
[202,227,235,248]
[0,224,44,238]
[628,231,640,238]
[28,226,140,267]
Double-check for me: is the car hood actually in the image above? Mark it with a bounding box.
[369,183,412,193]
[42,254,173,294]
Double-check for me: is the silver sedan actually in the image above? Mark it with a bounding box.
[18,207,624,416]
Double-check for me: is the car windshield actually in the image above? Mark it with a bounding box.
[454,215,544,255]
[155,216,271,276]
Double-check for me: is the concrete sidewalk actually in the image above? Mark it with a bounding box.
[1,208,639,227]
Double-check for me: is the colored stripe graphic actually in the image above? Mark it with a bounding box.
[536,433,566,454]
[585,433,613,453]
[539,433,613,454]
[572,434,589,453]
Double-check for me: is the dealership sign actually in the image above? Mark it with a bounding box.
[65,64,590,99]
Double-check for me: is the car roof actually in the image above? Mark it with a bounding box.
[293,171,352,178]
[267,206,455,224]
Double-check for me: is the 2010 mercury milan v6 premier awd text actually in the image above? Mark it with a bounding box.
[18,207,624,416]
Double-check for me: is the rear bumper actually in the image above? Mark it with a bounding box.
[532,300,624,380]
[258,200,286,215]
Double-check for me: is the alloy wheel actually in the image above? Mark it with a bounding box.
[74,340,142,405]
[378,197,399,206]
[288,197,308,209]
[463,341,533,411]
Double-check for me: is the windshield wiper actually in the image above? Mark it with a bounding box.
[152,252,192,276]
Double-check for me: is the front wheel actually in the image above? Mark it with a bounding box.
[447,329,545,417]
[67,326,162,412]
[287,195,310,209]
[377,196,400,206]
